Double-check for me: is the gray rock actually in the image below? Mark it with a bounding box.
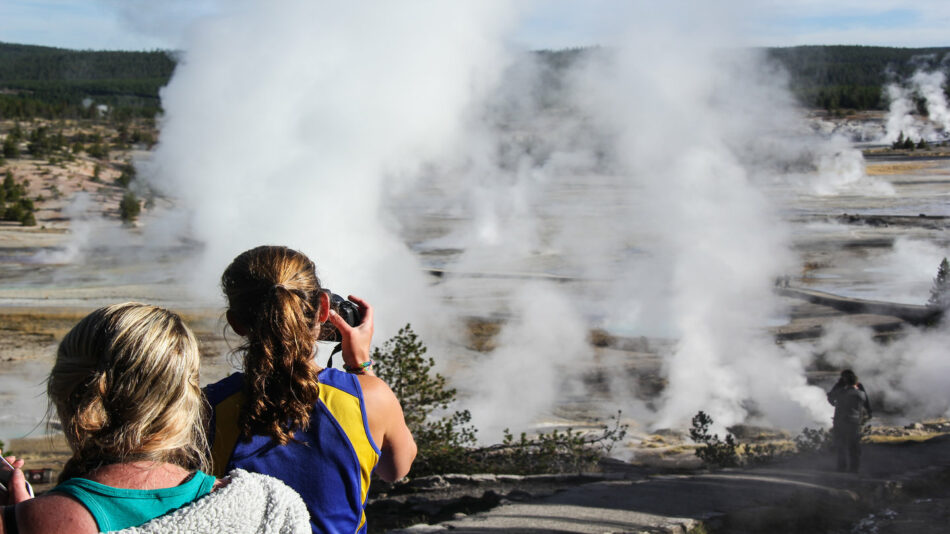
[389,524,447,533]
[407,475,449,489]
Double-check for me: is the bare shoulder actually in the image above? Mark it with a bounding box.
[17,493,98,534]
[355,374,396,400]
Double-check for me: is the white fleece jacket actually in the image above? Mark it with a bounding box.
[114,469,310,534]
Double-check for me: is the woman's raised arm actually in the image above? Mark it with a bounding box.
[358,375,417,482]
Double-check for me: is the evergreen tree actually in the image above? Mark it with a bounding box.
[3,202,24,223]
[9,123,24,142]
[372,324,474,442]
[19,211,36,226]
[3,171,17,197]
[928,257,950,309]
[372,324,477,474]
[2,136,18,159]
[115,163,136,188]
[119,191,141,222]
[892,132,905,149]
[87,142,108,160]
[27,126,53,158]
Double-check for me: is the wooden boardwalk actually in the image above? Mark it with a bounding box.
[775,286,940,325]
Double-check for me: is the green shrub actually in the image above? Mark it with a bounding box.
[2,136,18,159]
[87,142,108,160]
[373,325,628,477]
[19,210,36,226]
[119,191,141,222]
[9,124,23,143]
[115,163,136,188]
[691,413,841,467]
[372,324,478,475]
[479,413,627,475]
[689,411,740,468]
[743,442,785,466]
[3,202,23,223]
[794,427,832,454]
[27,127,52,158]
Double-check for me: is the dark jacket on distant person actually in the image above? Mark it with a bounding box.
[827,382,871,424]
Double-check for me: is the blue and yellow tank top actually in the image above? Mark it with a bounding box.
[204,369,380,534]
[50,471,215,532]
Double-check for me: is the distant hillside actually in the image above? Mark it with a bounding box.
[0,42,174,119]
[766,45,950,111]
[1,42,949,120]
[536,45,950,112]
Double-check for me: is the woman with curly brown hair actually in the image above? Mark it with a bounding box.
[204,245,416,534]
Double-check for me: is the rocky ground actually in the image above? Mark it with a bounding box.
[376,430,950,533]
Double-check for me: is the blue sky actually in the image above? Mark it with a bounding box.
[1,1,948,51]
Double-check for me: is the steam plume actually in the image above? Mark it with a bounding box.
[125,1,949,440]
[883,57,950,143]
[144,0,517,339]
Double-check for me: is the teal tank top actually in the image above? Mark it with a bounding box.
[51,470,215,532]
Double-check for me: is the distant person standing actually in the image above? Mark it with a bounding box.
[827,369,872,473]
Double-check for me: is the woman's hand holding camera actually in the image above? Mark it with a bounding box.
[327,295,375,376]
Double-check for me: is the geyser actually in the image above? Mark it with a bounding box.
[124,0,950,441]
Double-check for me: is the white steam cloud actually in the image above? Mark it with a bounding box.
[145,0,517,338]
[883,56,950,143]
[120,0,950,441]
[468,284,589,438]
[566,13,829,431]
[398,5,848,434]
[788,320,950,419]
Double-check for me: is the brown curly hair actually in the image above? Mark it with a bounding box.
[222,245,323,445]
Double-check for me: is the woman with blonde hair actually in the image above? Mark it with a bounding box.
[205,245,416,534]
[0,303,309,534]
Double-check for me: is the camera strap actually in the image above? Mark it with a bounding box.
[326,342,343,369]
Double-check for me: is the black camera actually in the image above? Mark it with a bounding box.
[318,290,362,342]
[317,290,363,368]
